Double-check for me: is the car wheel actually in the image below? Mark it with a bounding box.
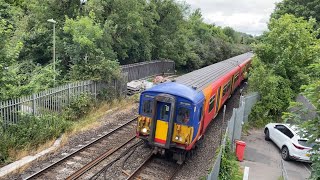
[264,128,270,141]
[281,146,290,161]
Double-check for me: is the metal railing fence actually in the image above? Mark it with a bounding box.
[0,60,175,127]
[121,60,175,82]
[0,77,127,127]
[207,93,260,180]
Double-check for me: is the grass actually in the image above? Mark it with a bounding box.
[67,97,137,135]
[219,140,244,180]
[242,123,251,136]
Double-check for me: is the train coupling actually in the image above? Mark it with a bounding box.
[152,147,166,156]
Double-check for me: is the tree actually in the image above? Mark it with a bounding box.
[63,12,120,81]
[249,13,320,178]
[249,14,319,123]
[282,74,320,179]
[254,14,319,92]
[223,27,240,43]
[272,0,320,27]
[0,0,251,100]
[249,58,293,125]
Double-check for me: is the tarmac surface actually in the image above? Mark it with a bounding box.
[240,129,312,180]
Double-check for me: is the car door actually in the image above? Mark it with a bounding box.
[272,125,287,147]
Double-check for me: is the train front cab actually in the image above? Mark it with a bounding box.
[137,90,204,163]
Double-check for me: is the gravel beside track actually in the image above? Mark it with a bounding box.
[173,83,245,180]
[5,83,246,180]
[26,121,136,180]
[125,154,180,180]
[3,104,139,180]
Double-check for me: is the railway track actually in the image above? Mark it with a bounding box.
[66,137,139,180]
[125,154,181,180]
[25,118,137,180]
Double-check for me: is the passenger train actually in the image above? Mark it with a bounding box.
[136,52,253,163]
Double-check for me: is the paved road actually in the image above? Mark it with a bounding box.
[240,129,312,180]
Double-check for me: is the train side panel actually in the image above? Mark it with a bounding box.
[201,59,251,134]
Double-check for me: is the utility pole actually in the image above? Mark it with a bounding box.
[47,18,56,85]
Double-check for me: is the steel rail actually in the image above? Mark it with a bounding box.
[168,164,181,180]
[125,153,154,180]
[125,154,181,180]
[66,136,136,180]
[25,117,137,179]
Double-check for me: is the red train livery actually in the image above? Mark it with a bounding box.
[136,52,253,163]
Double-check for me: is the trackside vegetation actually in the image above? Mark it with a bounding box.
[0,0,253,102]
[219,140,242,180]
[0,0,253,167]
[248,0,320,177]
[0,93,95,164]
[0,91,128,165]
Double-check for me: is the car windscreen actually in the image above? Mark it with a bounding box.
[298,140,316,148]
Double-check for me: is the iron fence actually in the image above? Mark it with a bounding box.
[121,60,175,82]
[207,93,260,180]
[0,74,128,127]
[0,60,175,127]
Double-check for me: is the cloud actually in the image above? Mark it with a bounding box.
[184,0,282,35]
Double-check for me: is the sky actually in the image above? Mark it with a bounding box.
[184,0,282,36]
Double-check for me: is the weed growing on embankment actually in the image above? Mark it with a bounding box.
[0,93,136,166]
[219,140,243,180]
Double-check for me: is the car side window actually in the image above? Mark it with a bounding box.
[284,128,294,138]
[275,125,294,138]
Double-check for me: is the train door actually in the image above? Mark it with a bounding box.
[230,75,235,93]
[149,94,176,149]
[215,87,222,114]
[154,102,171,144]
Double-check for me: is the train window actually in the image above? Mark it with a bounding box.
[234,73,239,84]
[209,95,215,112]
[222,81,231,97]
[177,107,190,124]
[142,100,153,115]
[159,104,170,120]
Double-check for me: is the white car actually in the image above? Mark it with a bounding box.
[264,123,315,162]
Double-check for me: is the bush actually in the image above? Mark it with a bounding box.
[219,140,243,180]
[63,93,95,121]
[248,57,293,127]
[0,114,70,163]
[97,86,117,102]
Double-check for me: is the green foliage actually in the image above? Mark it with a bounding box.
[0,114,70,163]
[97,87,117,102]
[63,93,95,121]
[272,0,320,28]
[299,81,320,179]
[0,62,56,100]
[63,13,120,81]
[281,81,320,179]
[251,9,320,178]
[0,0,251,101]
[248,58,294,125]
[249,14,319,126]
[254,14,319,92]
[219,140,242,180]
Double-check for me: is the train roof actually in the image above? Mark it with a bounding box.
[175,52,254,92]
[142,82,205,103]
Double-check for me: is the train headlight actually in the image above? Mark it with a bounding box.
[175,136,183,142]
[142,128,148,133]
